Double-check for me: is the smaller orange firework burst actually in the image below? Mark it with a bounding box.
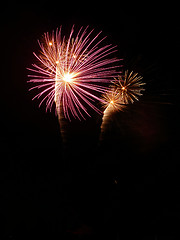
[99,70,145,143]
[114,70,145,104]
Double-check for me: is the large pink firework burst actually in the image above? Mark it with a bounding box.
[28,25,121,120]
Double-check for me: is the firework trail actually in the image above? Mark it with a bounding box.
[99,70,145,142]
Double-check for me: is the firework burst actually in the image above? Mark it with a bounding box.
[27,25,121,121]
[114,70,145,104]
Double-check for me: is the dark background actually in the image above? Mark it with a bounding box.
[1,2,179,240]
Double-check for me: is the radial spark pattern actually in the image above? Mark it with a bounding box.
[114,70,145,104]
[28,26,121,120]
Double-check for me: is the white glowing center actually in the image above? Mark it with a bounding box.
[63,72,73,82]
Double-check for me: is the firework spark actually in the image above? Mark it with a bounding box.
[28,25,121,121]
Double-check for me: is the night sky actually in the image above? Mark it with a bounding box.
[1,3,179,240]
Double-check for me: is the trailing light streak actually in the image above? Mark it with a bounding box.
[27,25,121,121]
[100,86,126,142]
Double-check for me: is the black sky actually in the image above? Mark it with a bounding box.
[1,3,179,240]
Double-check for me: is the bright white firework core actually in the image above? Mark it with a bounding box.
[63,72,73,82]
